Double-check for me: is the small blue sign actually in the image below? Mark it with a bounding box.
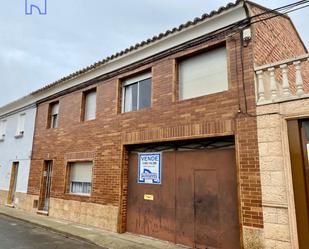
[25,0,47,15]
[138,153,161,184]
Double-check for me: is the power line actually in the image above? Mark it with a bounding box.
[250,0,309,18]
[249,1,309,26]
[236,0,309,115]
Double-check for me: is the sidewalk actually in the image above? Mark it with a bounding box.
[0,206,187,249]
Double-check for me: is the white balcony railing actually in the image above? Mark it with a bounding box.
[254,54,309,105]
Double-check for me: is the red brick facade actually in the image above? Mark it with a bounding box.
[249,3,309,92]
[27,2,309,237]
[28,24,264,233]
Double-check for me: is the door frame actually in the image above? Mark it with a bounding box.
[7,161,19,206]
[121,137,242,248]
[38,160,53,213]
[287,119,309,249]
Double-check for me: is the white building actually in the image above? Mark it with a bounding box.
[0,97,37,209]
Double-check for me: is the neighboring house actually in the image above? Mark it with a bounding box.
[0,98,37,210]
[254,39,309,249]
[0,1,309,249]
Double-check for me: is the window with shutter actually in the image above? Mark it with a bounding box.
[16,113,26,137]
[49,102,59,129]
[179,46,228,100]
[83,90,96,121]
[68,162,93,195]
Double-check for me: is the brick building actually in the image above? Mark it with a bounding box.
[0,1,309,248]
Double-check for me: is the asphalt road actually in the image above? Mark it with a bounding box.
[0,214,104,249]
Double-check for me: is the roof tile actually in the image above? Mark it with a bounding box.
[29,0,243,95]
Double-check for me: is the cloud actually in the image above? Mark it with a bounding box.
[0,0,308,106]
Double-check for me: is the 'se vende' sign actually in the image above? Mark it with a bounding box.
[138,153,161,184]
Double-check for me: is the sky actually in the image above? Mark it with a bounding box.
[0,0,308,107]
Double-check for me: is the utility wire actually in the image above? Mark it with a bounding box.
[249,1,309,26]
[237,0,309,115]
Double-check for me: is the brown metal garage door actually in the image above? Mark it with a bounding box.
[126,147,240,249]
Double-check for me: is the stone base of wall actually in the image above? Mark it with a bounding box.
[13,192,28,210]
[243,226,265,249]
[17,194,39,213]
[257,101,306,249]
[10,194,119,232]
[263,206,291,249]
[0,191,37,213]
[49,198,118,232]
[0,190,8,206]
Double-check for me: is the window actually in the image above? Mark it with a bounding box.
[49,102,59,129]
[179,46,228,100]
[16,113,25,137]
[82,90,96,121]
[68,162,93,195]
[122,72,151,113]
[0,120,6,140]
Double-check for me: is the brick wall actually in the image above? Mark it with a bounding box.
[28,28,263,234]
[248,3,309,93]
[249,4,307,65]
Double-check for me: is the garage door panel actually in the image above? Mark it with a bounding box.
[175,179,194,245]
[126,151,176,242]
[194,169,220,248]
[175,152,194,246]
[217,150,240,249]
[127,146,240,249]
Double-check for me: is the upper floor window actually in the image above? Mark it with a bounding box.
[49,102,59,129]
[122,72,151,113]
[16,113,26,137]
[0,120,6,141]
[68,161,93,196]
[82,89,96,121]
[179,46,228,100]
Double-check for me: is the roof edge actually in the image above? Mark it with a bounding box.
[0,0,246,116]
[245,0,308,53]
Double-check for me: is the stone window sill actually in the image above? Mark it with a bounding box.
[67,192,91,197]
[14,133,24,139]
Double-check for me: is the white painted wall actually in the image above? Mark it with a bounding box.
[0,106,36,193]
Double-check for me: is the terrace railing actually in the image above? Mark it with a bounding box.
[255,54,309,105]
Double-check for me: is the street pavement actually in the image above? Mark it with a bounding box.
[0,214,105,249]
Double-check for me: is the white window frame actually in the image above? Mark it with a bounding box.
[83,89,97,121]
[122,72,152,113]
[0,120,6,141]
[68,162,93,196]
[15,113,26,137]
[50,102,59,129]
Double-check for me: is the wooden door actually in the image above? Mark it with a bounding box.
[7,162,19,205]
[175,149,240,249]
[287,120,309,249]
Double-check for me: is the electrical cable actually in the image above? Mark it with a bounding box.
[237,0,309,116]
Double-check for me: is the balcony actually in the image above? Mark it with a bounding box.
[255,54,309,105]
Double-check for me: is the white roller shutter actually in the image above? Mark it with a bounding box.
[179,46,228,100]
[84,91,96,121]
[51,102,59,115]
[70,162,93,183]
